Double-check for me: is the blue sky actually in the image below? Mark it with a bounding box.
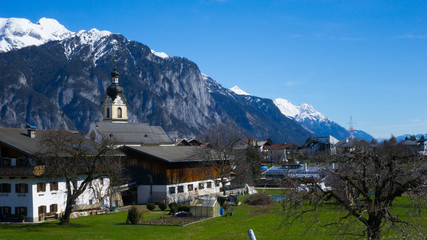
[2,0,426,138]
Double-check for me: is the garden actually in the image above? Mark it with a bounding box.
[0,191,425,240]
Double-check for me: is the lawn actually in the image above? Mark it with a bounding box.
[0,197,425,240]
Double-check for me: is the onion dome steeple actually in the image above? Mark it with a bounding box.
[102,67,128,123]
[106,67,126,101]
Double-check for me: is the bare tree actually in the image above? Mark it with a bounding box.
[38,130,123,225]
[198,125,243,195]
[281,140,427,239]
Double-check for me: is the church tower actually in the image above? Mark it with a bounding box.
[102,67,128,123]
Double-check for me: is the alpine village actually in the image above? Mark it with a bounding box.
[0,16,426,240]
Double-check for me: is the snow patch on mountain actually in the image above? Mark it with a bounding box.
[230,86,250,96]
[0,17,72,52]
[151,49,169,58]
[274,98,327,122]
[75,29,111,45]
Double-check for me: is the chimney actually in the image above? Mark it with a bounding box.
[27,129,36,138]
[26,124,36,138]
[304,163,308,172]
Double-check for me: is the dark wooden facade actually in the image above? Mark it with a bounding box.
[123,148,219,185]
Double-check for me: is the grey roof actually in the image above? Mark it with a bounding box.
[125,146,211,163]
[190,199,218,208]
[93,122,173,145]
[0,128,50,156]
[263,164,328,179]
[0,128,126,158]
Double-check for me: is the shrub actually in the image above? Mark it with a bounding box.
[146,202,156,211]
[221,203,229,211]
[244,192,274,205]
[177,205,189,212]
[126,206,142,224]
[158,202,167,211]
[168,202,178,214]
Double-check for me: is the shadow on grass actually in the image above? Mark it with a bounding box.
[0,221,90,232]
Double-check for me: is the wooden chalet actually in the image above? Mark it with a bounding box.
[122,146,226,204]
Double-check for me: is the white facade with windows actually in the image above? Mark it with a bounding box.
[137,179,227,204]
[0,176,111,222]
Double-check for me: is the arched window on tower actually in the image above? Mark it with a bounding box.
[106,107,110,118]
[117,107,122,118]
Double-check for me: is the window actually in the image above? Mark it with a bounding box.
[37,183,46,192]
[1,158,11,167]
[17,158,28,167]
[15,207,27,217]
[215,180,220,187]
[90,132,96,141]
[207,182,212,188]
[178,186,184,193]
[0,206,11,216]
[198,182,205,190]
[0,183,11,193]
[169,187,176,194]
[38,205,47,215]
[50,182,58,191]
[187,184,194,191]
[15,183,28,193]
[117,107,122,118]
[49,204,58,213]
[106,107,110,118]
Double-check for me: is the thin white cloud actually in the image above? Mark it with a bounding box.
[396,34,427,40]
[312,33,365,41]
[283,81,299,87]
[289,34,302,39]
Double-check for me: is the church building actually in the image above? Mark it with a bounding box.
[85,68,173,146]
[85,68,226,205]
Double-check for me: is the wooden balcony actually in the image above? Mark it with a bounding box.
[0,166,45,177]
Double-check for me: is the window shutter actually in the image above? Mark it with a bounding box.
[37,183,40,192]
[15,184,18,193]
[6,184,10,193]
[25,184,28,193]
[50,182,52,191]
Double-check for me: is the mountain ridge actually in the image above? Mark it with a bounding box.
[0,17,374,144]
[0,17,312,144]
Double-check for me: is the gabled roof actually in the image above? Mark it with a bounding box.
[92,122,173,145]
[0,127,50,156]
[336,138,369,148]
[190,199,218,208]
[125,146,208,163]
[175,138,191,146]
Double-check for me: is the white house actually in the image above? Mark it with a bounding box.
[0,127,112,222]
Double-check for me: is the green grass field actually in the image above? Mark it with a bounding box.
[0,196,425,240]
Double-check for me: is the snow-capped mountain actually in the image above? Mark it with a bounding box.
[273,98,373,140]
[0,17,312,144]
[0,17,73,52]
[230,85,250,96]
[274,98,327,123]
